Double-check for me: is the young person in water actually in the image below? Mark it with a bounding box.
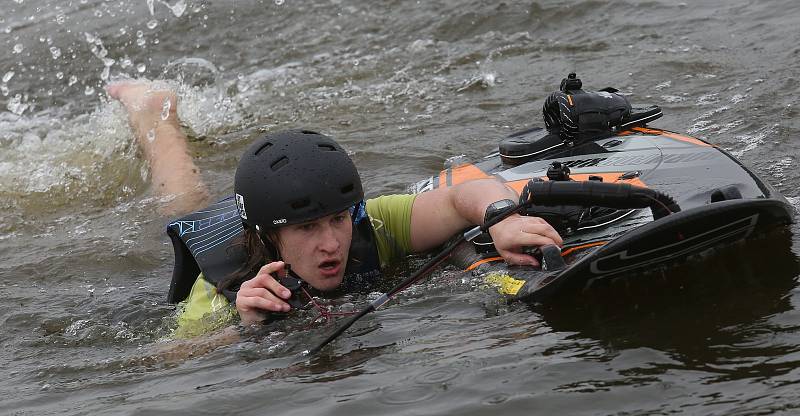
[107,82,562,331]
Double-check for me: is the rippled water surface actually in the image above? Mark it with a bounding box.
[2,0,800,414]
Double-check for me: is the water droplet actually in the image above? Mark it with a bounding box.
[137,63,146,73]
[7,94,29,115]
[56,14,65,24]
[136,30,144,38]
[55,71,63,79]
[120,57,132,68]
[119,27,127,35]
[147,0,155,15]
[147,19,158,29]
[12,43,23,53]
[160,97,171,120]
[2,71,14,83]
[0,85,8,97]
[68,75,78,86]
[166,0,187,17]
[274,0,285,5]
[49,46,61,59]
[84,86,95,95]
[136,37,146,47]
[146,129,156,142]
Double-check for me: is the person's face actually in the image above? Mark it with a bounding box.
[276,210,353,291]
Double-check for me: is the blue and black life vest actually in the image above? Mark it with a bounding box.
[165,196,382,303]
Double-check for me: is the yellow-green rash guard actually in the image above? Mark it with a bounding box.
[173,194,418,338]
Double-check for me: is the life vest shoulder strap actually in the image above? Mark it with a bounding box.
[165,196,247,304]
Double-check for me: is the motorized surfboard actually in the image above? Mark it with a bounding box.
[410,74,794,303]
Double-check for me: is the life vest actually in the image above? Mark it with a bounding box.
[165,196,382,304]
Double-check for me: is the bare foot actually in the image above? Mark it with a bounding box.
[107,81,180,155]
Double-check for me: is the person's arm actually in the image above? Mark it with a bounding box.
[107,82,209,215]
[409,179,562,267]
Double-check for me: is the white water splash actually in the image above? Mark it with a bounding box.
[408,39,435,53]
[65,319,90,336]
[148,0,187,17]
[660,94,685,103]
[728,124,778,158]
[693,105,729,121]
[84,32,116,81]
[730,93,748,104]
[695,93,720,105]
[163,0,187,17]
[6,94,29,114]
[456,72,497,92]
[765,156,793,181]
[653,80,671,91]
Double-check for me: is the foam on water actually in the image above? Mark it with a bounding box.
[0,73,242,221]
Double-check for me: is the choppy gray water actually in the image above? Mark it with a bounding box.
[2,0,800,414]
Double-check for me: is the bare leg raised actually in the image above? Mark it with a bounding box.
[107,82,209,215]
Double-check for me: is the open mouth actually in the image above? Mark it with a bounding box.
[319,260,341,273]
[320,260,338,268]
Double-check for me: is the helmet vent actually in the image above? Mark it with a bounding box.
[290,198,310,209]
[318,143,337,151]
[254,142,273,156]
[301,130,318,135]
[340,183,354,194]
[271,156,289,171]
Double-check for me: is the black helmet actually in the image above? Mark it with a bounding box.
[234,129,364,230]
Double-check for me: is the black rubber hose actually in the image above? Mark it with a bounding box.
[519,180,680,220]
